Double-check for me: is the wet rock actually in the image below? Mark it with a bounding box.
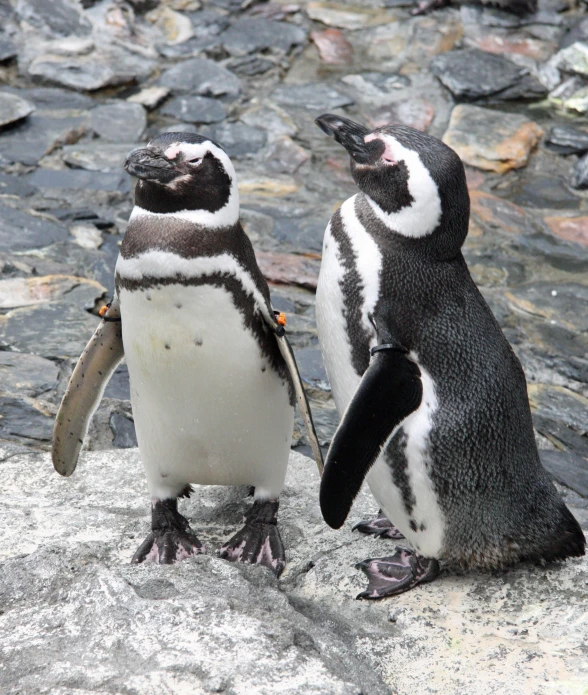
[306,2,394,30]
[443,104,543,174]
[364,98,435,132]
[226,55,275,76]
[0,353,59,399]
[221,18,307,56]
[311,28,353,65]
[540,450,588,498]
[0,397,54,443]
[340,72,410,105]
[544,215,588,247]
[109,412,138,448]
[545,124,588,155]
[159,57,242,97]
[90,102,146,143]
[271,82,353,111]
[0,204,68,253]
[62,142,131,172]
[431,48,547,101]
[15,0,92,38]
[0,275,105,310]
[572,152,588,189]
[127,86,170,110]
[0,113,86,166]
[201,122,266,157]
[256,250,319,290]
[264,136,309,174]
[0,91,34,128]
[160,96,226,124]
[0,173,37,198]
[26,168,130,193]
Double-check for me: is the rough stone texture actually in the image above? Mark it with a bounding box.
[443,105,544,173]
[271,82,354,111]
[159,57,242,97]
[0,447,586,695]
[544,215,588,246]
[90,102,147,143]
[0,91,34,128]
[160,95,227,124]
[221,18,307,56]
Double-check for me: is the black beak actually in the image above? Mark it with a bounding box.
[315,114,376,164]
[124,147,176,182]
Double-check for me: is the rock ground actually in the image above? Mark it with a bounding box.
[0,0,587,692]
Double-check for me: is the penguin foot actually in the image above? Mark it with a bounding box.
[411,0,450,15]
[219,499,286,577]
[352,510,404,540]
[355,548,439,599]
[132,497,204,564]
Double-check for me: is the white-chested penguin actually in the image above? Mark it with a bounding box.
[314,114,586,598]
[52,132,323,576]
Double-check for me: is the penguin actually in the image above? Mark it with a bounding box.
[314,114,585,599]
[52,132,323,576]
[412,0,537,15]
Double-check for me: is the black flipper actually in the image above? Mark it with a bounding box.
[353,510,405,540]
[219,499,286,577]
[356,548,440,600]
[320,346,423,529]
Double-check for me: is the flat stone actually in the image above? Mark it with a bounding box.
[61,143,132,172]
[431,48,547,101]
[90,102,146,143]
[0,91,34,128]
[505,283,588,334]
[529,383,588,457]
[572,152,588,189]
[553,84,588,114]
[109,412,138,448]
[0,173,37,198]
[0,275,105,310]
[0,397,54,443]
[552,41,588,78]
[364,98,435,132]
[0,301,101,359]
[544,215,588,247]
[0,353,59,399]
[311,28,353,65]
[540,450,588,498]
[0,34,17,62]
[264,136,309,174]
[443,105,543,174]
[146,5,194,45]
[225,55,274,76]
[160,96,226,124]
[469,190,534,236]
[256,250,319,289]
[221,17,307,56]
[341,73,411,105]
[512,176,579,209]
[15,0,92,37]
[159,57,242,97]
[307,2,394,30]
[0,204,68,253]
[103,365,131,401]
[127,86,170,110]
[240,103,297,141]
[470,34,556,62]
[201,122,266,157]
[545,124,588,155]
[271,82,354,111]
[26,168,130,193]
[9,87,93,113]
[0,114,86,166]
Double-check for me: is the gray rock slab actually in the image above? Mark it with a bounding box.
[540,450,588,498]
[103,364,131,401]
[0,447,586,695]
[0,396,54,443]
[0,113,86,166]
[109,411,138,448]
[0,34,17,62]
[160,95,227,124]
[221,17,307,56]
[0,203,69,253]
[572,151,588,189]
[26,168,130,193]
[0,91,34,128]
[431,48,547,101]
[9,86,94,112]
[0,173,37,197]
[159,57,242,97]
[202,122,267,157]
[90,102,146,143]
[0,352,59,398]
[545,124,588,155]
[15,0,92,37]
[62,142,133,172]
[271,82,354,111]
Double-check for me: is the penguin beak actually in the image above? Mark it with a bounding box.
[124,147,176,182]
[315,114,380,164]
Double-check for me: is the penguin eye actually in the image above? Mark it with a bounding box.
[187,157,202,165]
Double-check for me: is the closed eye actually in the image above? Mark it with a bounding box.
[188,157,202,165]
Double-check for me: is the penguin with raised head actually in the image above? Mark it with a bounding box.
[52,132,323,575]
[314,114,585,598]
[412,0,537,15]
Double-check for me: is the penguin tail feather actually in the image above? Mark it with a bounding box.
[535,504,586,563]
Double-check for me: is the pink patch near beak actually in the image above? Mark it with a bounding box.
[365,133,397,165]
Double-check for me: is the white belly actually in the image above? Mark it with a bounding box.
[316,203,445,558]
[119,283,294,500]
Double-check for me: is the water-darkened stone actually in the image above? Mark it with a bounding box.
[159,58,242,97]
[271,83,353,111]
[160,96,226,124]
[90,102,146,143]
[0,92,34,128]
[221,18,307,56]
[109,412,138,448]
[201,122,266,157]
[431,48,547,101]
[545,124,588,155]
[0,352,59,399]
[0,204,68,253]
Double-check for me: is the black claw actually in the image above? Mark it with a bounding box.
[356,549,440,599]
[219,499,286,577]
[132,498,204,565]
[353,511,405,540]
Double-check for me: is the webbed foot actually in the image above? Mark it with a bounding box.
[219,499,286,577]
[355,548,439,599]
[412,0,450,15]
[132,497,204,564]
[353,510,404,540]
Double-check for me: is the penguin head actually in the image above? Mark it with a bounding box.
[124,133,239,226]
[316,114,470,257]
